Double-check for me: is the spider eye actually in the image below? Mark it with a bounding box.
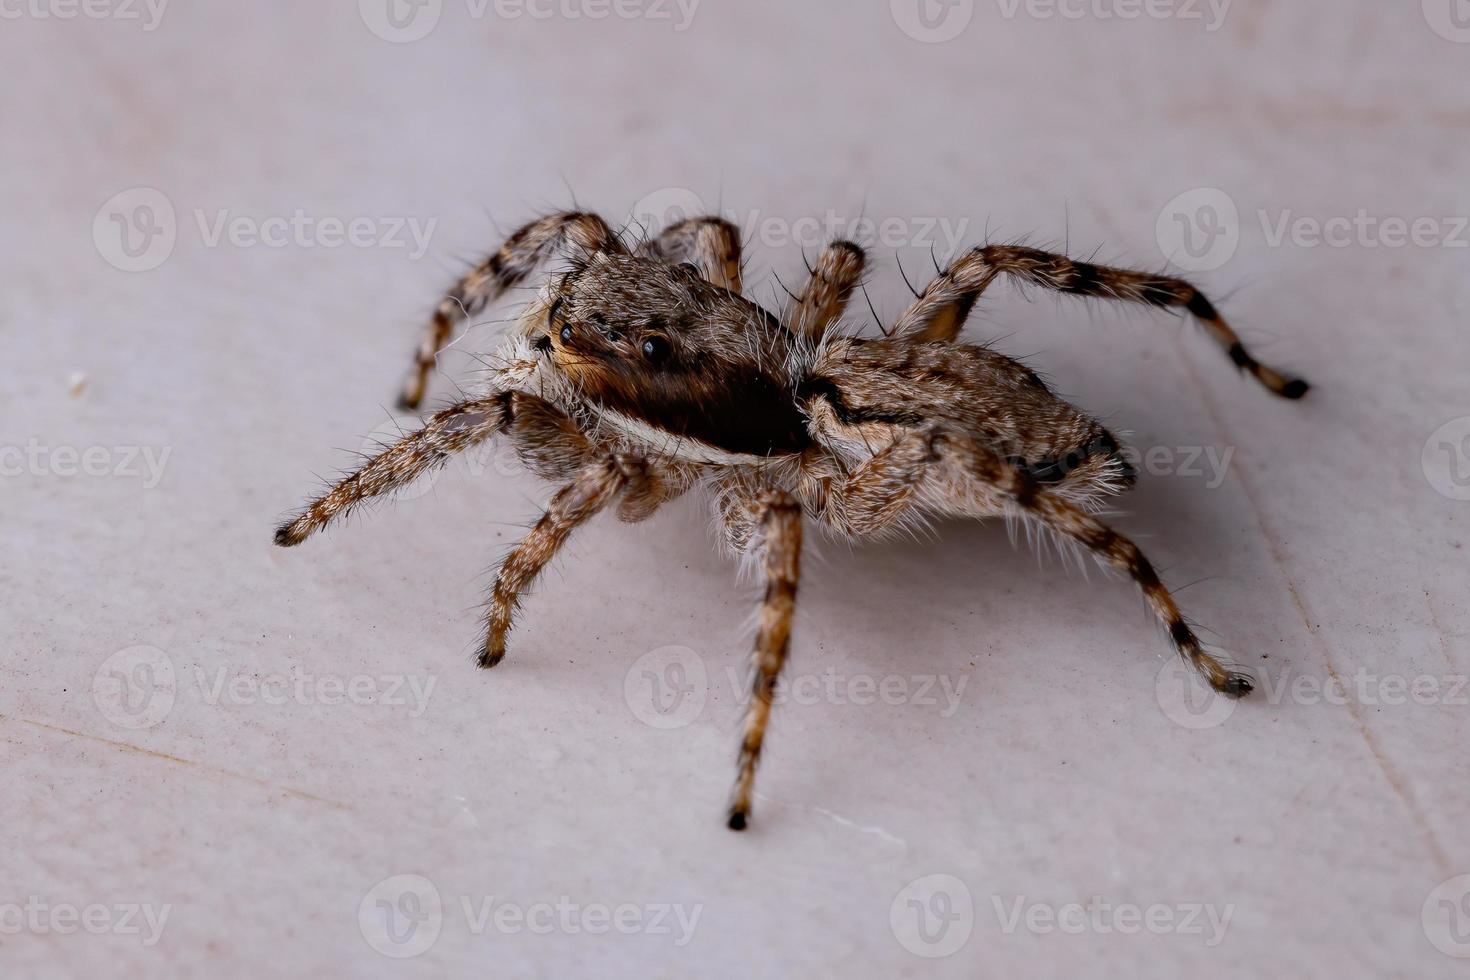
[559,324,573,344]
[642,336,671,363]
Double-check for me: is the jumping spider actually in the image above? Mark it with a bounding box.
[275,210,1308,830]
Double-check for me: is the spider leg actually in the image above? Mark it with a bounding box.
[821,427,1251,696]
[890,244,1308,399]
[714,486,803,831]
[480,452,667,668]
[637,215,744,293]
[784,240,866,344]
[274,391,584,546]
[399,211,626,410]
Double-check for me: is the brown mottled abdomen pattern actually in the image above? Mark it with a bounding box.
[808,337,1133,497]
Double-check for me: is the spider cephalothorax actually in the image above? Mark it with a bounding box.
[275,209,1308,830]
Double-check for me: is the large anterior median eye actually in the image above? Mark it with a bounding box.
[560,324,573,344]
[641,336,671,363]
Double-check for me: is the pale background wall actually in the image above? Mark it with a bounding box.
[4,1,1469,976]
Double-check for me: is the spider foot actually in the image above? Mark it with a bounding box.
[1277,378,1311,400]
[1211,670,1254,699]
[274,518,309,548]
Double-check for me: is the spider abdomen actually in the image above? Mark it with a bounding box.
[808,337,1134,501]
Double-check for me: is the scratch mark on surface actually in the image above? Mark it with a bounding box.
[1171,351,1451,874]
[755,793,907,849]
[7,716,352,810]
[1425,592,1456,673]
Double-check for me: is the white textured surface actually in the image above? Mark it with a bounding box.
[5,2,1469,977]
